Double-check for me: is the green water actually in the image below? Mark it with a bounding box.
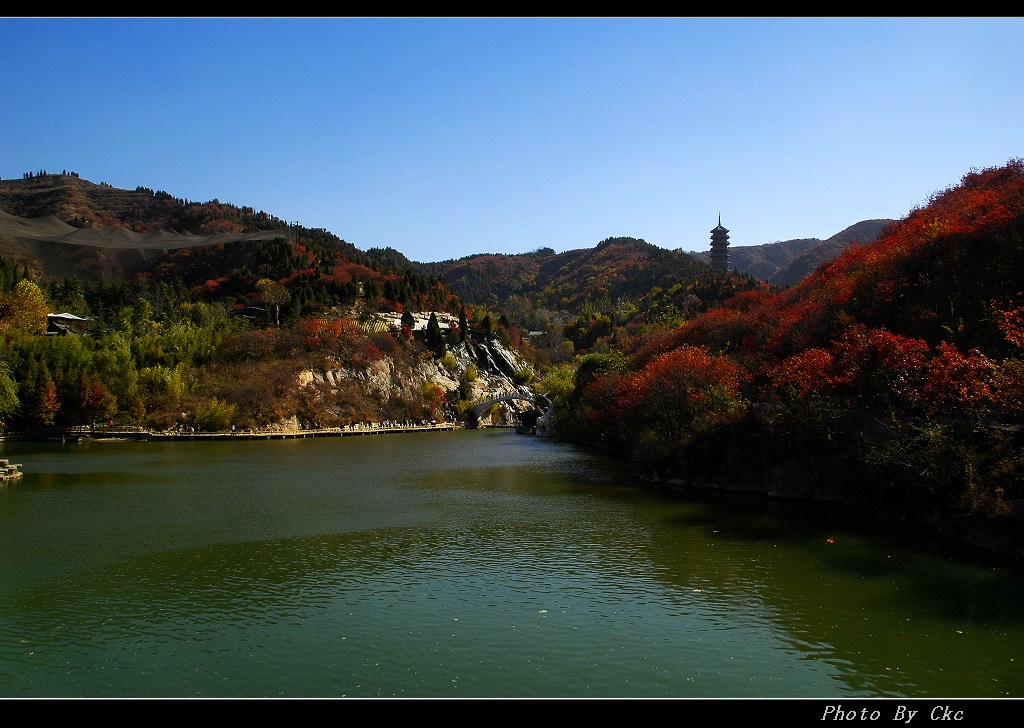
[0,429,1020,698]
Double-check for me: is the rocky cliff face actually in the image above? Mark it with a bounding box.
[455,337,536,426]
[296,326,535,428]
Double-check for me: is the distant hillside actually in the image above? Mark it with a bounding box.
[687,219,893,285]
[364,246,426,275]
[422,224,892,322]
[771,219,894,286]
[0,172,462,318]
[0,173,291,282]
[420,237,735,313]
[688,237,820,281]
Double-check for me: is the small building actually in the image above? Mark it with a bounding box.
[46,312,90,336]
[229,305,268,322]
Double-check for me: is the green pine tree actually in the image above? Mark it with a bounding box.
[425,312,445,356]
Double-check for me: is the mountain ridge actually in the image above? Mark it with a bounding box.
[2,172,890,300]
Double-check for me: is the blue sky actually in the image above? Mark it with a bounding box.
[2,17,1022,263]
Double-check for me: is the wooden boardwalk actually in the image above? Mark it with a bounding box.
[69,422,464,441]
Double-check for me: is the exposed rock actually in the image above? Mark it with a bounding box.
[295,313,537,428]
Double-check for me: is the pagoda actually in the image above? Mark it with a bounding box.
[709,215,730,274]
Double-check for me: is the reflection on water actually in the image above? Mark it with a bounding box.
[0,430,1021,698]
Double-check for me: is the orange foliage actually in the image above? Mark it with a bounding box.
[291,243,314,261]
[203,277,227,293]
[197,218,241,234]
[996,302,1024,350]
[302,317,344,350]
[420,382,448,419]
[300,316,387,367]
[769,348,837,399]
[722,161,1024,361]
[831,325,931,397]
[920,341,995,413]
[678,306,758,353]
[613,345,746,446]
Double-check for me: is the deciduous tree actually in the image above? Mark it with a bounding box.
[255,278,290,327]
[0,361,18,426]
[0,279,50,335]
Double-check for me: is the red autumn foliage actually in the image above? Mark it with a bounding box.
[675,160,1024,372]
[610,346,746,448]
[196,218,241,235]
[302,317,344,350]
[580,371,629,446]
[768,347,837,399]
[300,316,387,367]
[831,325,931,401]
[996,302,1024,350]
[920,341,995,414]
[290,243,314,262]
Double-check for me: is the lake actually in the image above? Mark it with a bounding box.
[0,428,1021,699]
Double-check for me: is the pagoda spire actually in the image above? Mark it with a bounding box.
[709,216,730,274]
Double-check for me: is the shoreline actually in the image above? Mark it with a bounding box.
[2,421,471,443]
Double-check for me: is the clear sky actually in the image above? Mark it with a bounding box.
[2,17,1022,263]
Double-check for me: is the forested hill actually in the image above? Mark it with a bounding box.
[413,236,764,313]
[0,171,463,318]
[0,172,349,280]
[543,159,1024,555]
[403,223,892,318]
[766,219,894,285]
